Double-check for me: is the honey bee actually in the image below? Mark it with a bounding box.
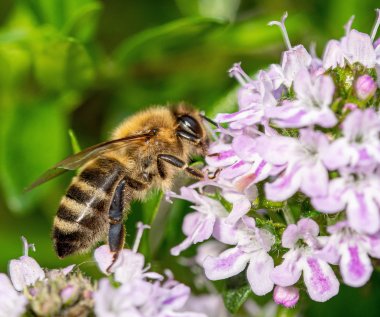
[28,104,213,270]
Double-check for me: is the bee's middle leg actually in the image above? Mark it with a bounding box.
[106,176,147,272]
[157,154,204,179]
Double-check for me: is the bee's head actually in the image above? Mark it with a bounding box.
[172,103,212,155]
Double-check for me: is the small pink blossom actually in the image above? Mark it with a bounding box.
[271,219,339,302]
[273,286,300,308]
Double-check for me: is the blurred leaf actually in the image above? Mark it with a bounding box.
[0,99,68,212]
[68,129,81,154]
[33,34,94,91]
[276,306,300,317]
[176,0,241,22]
[63,1,102,42]
[143,190,164,225]
[114,16,226,65]
[223,280,252,314]
[22,0,101,37]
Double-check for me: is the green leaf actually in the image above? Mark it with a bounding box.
[143,190,164,225]
[176,0,240,22]
[222,275,252,314]
[276,306,300,317]
[33,33,94,91]
[114,17,226,65]
[0,98,68,212]
[68,129,81,153]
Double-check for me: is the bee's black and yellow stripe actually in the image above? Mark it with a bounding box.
[53,157,126,258]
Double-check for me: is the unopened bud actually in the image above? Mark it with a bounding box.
[355,75,377,100]
[273,285,300,308]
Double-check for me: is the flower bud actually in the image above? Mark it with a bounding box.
[273,285,299,308]
[355,75,377,100]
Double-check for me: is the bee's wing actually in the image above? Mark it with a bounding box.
[26,131,156,191]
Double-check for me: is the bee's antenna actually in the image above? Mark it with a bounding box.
[200,112,218,127]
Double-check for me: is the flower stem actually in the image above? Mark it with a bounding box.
[282,202,295,224]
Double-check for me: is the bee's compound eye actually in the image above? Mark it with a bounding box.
[178,115,201,136]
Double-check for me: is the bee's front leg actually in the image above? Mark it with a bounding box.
[157,154,204,179]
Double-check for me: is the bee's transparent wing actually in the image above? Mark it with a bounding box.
[26,131,156,191]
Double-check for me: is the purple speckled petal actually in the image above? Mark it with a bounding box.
[300,161,329,197]
[302,257,339,302]
[340,244,372,287]
[9,256,45,291]
[246,251,274,295]
[346,191,380,234]
[265,164,302,201]
[271,250,302,286]
[203,247,251,280]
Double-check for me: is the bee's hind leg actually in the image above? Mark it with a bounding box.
[106,179,126,273]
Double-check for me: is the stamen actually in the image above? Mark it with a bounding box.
[268,12,292,50]
[309,42,317,58]
[370,9,380,41]
[132,222,150,253]
[21,236,35,257]
[344,15,355,36]
[228,62,252,86]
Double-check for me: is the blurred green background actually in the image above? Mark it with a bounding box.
[1,0,379,316]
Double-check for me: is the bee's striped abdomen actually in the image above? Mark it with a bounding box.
[53,157,125,258]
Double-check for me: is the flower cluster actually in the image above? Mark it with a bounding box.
[93,222,208,317]
[168,10,380,306]
[1,228,208,317]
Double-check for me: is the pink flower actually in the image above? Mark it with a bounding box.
[312,167,380,234]
[167,187,229,255]
[323,25,376,69]
[203,217,275,296]
[273,286,299,308]
[0,273,27,317]
[271,219,339,302]
[256,129,331,201]
[318,221,380,287]
[324,109,380,169]
[8,237,45,291]
[266,68,336,128]
[355,75,377,100]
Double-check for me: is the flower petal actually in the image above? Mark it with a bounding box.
[265,164,302,201]
[203,247,251,280]
[300,161,329,197]
[302,257,339,302]
[346,192,380,234]
[340,244,373,287]
[9,256,45,291]
[246,251,274,295]
[271,250,302,286]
